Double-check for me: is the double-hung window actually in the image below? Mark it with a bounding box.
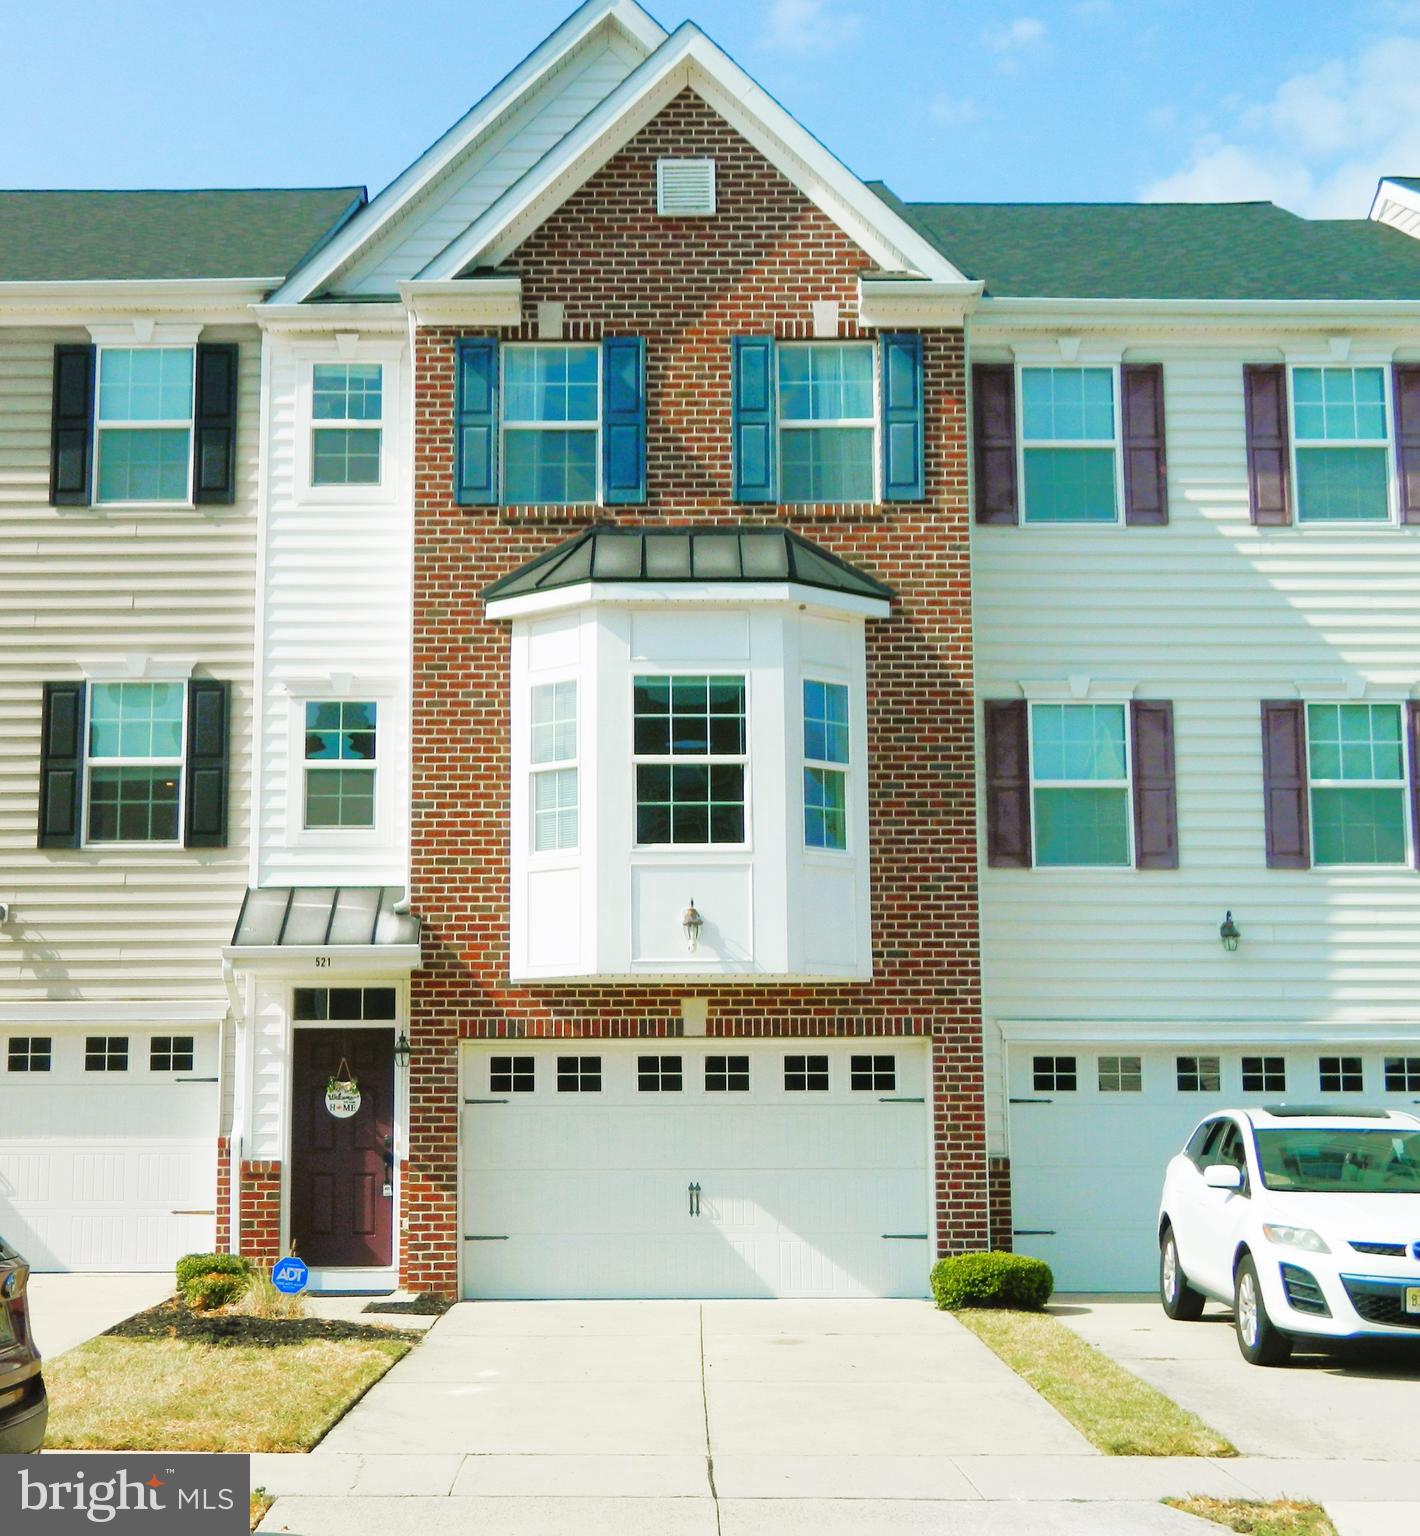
[1020,366,1119,523]
[1291,366,1391,522]
[634,675,746,845]
[777,343,876,503]
[1029,702,1131,866]
[304,701,377,830]
[531,680,578,852]
[502,345,599,504]
[96,347,194,504]
[312,363,382,486]
[1305,703,1407,865]
[86,682,184,843]
[803,679,849,850]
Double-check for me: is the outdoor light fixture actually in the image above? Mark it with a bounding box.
[1219,911,1241,953]
[682,899,704,954]
[394,1031,412,1067]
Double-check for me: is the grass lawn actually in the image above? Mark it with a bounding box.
[250,1490,274,1531]
[954,1309,1236,1457]
[43,1331,411,1453]
[1165,1497,1336,1535]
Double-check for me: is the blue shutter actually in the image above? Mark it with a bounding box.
[732,336,776,503]
[602,336,646,504]
[881,332,924,501]
[455,338,498,505]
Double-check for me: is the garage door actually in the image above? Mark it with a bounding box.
[1007,1042,1420,1291]
[0,1027,219,1271]
[461,1040,931,1299]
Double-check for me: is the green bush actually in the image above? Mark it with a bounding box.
[175,1252,253,1310]
[930,1252,1054,1312]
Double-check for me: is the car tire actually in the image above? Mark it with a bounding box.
[1234,1253,1292,1367]
[1159,1226,1206,1321]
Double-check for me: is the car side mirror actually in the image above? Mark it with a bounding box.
[1203,1163,1243,1190]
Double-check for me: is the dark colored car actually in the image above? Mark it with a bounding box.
[0,1237,46,1451]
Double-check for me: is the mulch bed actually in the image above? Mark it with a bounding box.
[104,1299,420,1349]
[361,1293,451,1317]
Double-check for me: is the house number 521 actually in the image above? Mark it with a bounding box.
[314,955,332,969]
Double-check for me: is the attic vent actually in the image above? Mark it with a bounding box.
[657,158,716,217]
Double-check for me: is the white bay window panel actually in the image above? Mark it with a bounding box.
[531,680,578,852]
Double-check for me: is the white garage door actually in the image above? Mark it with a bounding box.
[461,1040,931,1299]
[1007,1041,1420,1291]
[0,1027,219,1271]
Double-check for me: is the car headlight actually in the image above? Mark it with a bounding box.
[1262,1224,1330,1254]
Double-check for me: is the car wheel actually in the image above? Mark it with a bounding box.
[1159,1226,1205,1321]
[1234,1253,1292,1367]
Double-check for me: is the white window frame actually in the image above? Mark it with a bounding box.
[500,342,602,507]
[802,674,851,855]
[529,677,579,855]
[775,340,880,507]
[1026,699,1135,869]
[82,681,188,849]
[1287,362,1396,526]
[1303,700,1411,869]
[631,670,751,851]
[1016,363,1124,527]
[299,697,380,837]
[93,344,197,507]
[293,343,403,508]
[309,360,386,491]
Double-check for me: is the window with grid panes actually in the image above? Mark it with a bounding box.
[1385,1057,1420,1091]
[1029,703,1130,866]
[804,679,849,850]
[705,1055,750,1092]
[556,1055,601,1092]
[1032,1055,1077,1091]
[1319,1056,1363,1093]
[1292,366,1390,522]
[491,1056,535,1093]
[304,701,378,829]
[1020,366,1118,523]
[96,347,194,503]
[637,1055,683,1092]
[85,1036,128,1072]
[1242,1056,1286,1093]
[312,362,382,486]
[785,1054,829,1091]
[502,345,599,504]
[634,675,746,844]
[1306,703,1407,865]
[293,987,396,1021]
[850,1054,896,1091]
[150,1036,194,1072]
[6,1037,51,1073]
[777,343,876,504]
[86,682,184,843]
[1177,1055,1222,1092]
[530,680,577,852]
[1098,1055,1142,1092]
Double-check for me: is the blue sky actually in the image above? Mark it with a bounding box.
[4,0,1418,218]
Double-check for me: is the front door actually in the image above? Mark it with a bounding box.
[291,1029,394,1268]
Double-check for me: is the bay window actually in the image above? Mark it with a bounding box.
[634,675,746,845]
[803,678,849,850]
[531,680,578,852]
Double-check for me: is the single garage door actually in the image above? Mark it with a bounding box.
[0,1026,219,1271]
[1006,1041,1420,1291]
[461,1039,931,1299]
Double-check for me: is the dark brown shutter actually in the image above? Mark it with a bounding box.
[1261,700,1310,868]
[1121,363,1167,526]
[193,343,239,505]
[973,363,1018,525]
[1409,702,1420,871]
[49,344,95,506]
[184,679,230,848]
[985,699,1031,867]
[1243,364,1291,526]
[1130,699,1178,868]
[1394,366,1420,525]
[39,681,86,848]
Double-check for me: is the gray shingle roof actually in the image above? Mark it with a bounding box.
[0,188,366,283]
[869,184,1420,301]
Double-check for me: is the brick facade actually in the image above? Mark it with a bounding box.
[406,89,984,1297]
[987,1155,1013,1254]
[237,1159,282,1268]
[215,1136,232,1254]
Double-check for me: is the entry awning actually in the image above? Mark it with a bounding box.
[224,887,421,973]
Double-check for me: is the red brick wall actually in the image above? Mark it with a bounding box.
[987,1155,1013,1253]
[407,89,983,1298]
[237,1159,282,1268]
[214,1136,232,1254]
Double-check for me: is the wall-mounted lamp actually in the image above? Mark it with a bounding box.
[1219,911,1241,953]
[394,1030,412,1067]
[682,900,704,954]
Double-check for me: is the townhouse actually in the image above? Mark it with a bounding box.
[4,0,1420,1300]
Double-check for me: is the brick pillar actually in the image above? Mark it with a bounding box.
[987,1155,1013,1253]
[214,1137,232,1254]
[400,1030,459,1299]
[238,1159,282,1267]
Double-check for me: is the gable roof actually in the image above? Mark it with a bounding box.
[0,188,365,283]
[869,187,1420,302]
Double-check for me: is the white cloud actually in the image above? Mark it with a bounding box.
[983,15,1047,57]
[1141,35,1420,216]
[928,92,978,128]
[760,0,862,56]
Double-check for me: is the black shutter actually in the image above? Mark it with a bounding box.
[1130,700,1178,868]
[1261,701,1310,869]
[50,345,96,506]
[972,363,1018,525]
[984,699,1032,867]
[194,343,238,505]
[39,682,86,847]
[1121,363,1168,525]
[1243,365,1291,526]
[184,679,230,848]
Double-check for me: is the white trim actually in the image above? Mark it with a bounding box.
[0,1001,228,1026]
[395,277,524,327]
[291,694,384,845]
[291,341,405,508]
[485,580,891,622]
[1025,698,1135,871]
[1286,361,1397,526]
[1301,698,1412,870]
[857,277,978,329]
[81,678,188,851]
[1370,178,1420,237]
[254,303,408,334]
[221,944,422,976]
[1000,1019,1420,1046]
[78,655,197,682]
[1015,361,1124,527]
[92,342,198,508]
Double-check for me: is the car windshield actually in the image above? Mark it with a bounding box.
[1255,1128,1420,1193]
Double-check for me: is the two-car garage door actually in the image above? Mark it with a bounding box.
[460,1040,931,1299]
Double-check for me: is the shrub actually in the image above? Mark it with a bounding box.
[175,1252,253,1311]
[231,1277,305,1321]
[930,1252,1054,1312]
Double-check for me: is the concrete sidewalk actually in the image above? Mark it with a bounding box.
[26,1273,172,1358]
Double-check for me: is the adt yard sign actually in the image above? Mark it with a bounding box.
[272,1257,309,1295]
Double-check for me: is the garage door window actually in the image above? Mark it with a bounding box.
[85,1036,128,1072]
[633,675,747,845]
[1385,1057,1420,1091]
[150,1036,194,1072]
[87,682,185,844]
[491,1056,535,1093]
[1032,1055,1076,1091]
[785,1054,829,1091]
[6,1036,51,1072]
[1319,1056,1363,1093]
[1177,1055,1221,1092]
[1097,1055,1141,1092]
[557,1055,601,1093]
[1029,703,1131,867]
[850,1054,895,1091]
[705,1055,750,1091]
[638,1055,683,1092]
[1241,1056,1286,1093]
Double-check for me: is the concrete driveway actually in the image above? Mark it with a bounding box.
[1057,1295,1420,1460]
[25,1273,172,1359]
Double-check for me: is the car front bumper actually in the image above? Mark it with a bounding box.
[1262,1255,1420,1340]
[0,1373,47,1453]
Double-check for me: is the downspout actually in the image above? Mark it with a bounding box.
[221,958,245,1256]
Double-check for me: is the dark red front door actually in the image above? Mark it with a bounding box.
[291,1029,394,1268]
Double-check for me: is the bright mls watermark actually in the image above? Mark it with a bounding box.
[1,1454,248,1533]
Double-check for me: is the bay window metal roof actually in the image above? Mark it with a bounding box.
[481,525,893,602]
[231,887,420,949]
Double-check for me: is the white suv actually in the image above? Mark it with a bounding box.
[1157,1106,1420,1365]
